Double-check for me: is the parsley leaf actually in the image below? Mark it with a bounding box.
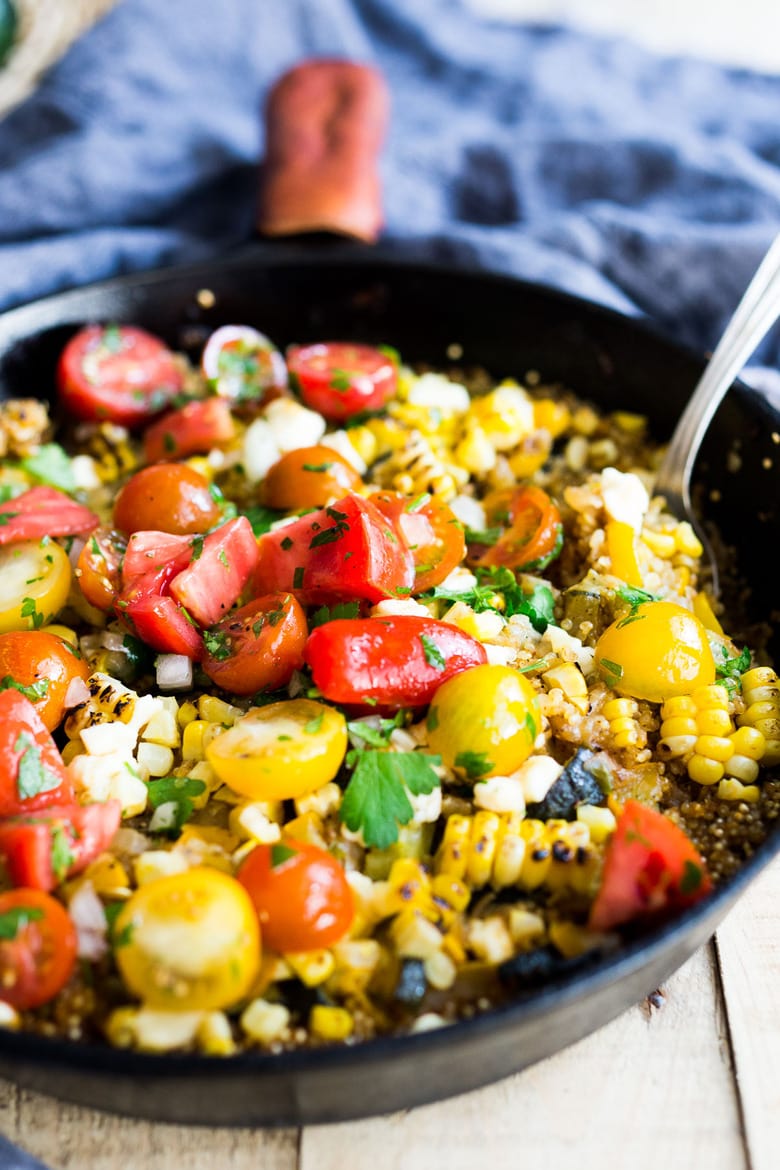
[270,842,298,867]
[454,750,493,779]
[419,634,446,670]
[339,749,441,849]
[715,644,751,696]
[50,825,74,881]
[0,675,49,702]
[426,565,555,634]
[203,630,232,661]
[14,732,63,800]
[147,776,207,835]
[20,443,75,492]
[20,597,44,629]
[0,906,44,940]
[309,601,361,629]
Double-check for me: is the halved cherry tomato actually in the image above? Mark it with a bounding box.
[201,592,307,696]
[253,493,414,606]
[0,486,98,547]
[589,800,712,931]
[0,800,122,891]
[261,445,364,511]
[115,548,204,659]
[238,839,354,954]
[113,464,222,535]
[370,490,466,593]
[0,888,77,1010]
[0,539,72,634]
[287,341,397,421]
[169,516,259,628]
[142,397,236,464]
[56,324,183,427]
[0,690,73,817]
[75,527,126,612]
[0,631,89,731]
[304,615,488,709]
[121,530,194,585]
[201,324,287,406]
[476,485,562,573]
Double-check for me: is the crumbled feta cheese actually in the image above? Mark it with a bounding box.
[600,467,650,529]
[264,397,326,451]
[473,775,526,814]
[319,429,368,474]
[68,754,148,817]
[406,784,442,824]
[539,624,595,675]
[70,454,102,490]
[407,372,471,413]
[447,494,486,532]
[484,644,518,666]
[371,598,431,618]
[512,755,563,803]
[241,418,281,482]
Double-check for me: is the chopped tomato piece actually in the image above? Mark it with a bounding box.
[0,801,121,892]
[588,800,713,932]
[201,593,307,696]
[142,397,236,464]
[370,490,466,593]
[476,485,562,573]
[287,341,397,421]
[121,530,195,585]
[201,324,287,405]
[0,486,98,546]
[114,464,222,536]
[116,564,204,660]
[169,516,259,628]
[303,615,488,709]
[253,494,414,606]
[0,690,73,818]
[0,631,89,732]
[0,888,78,1010]
[75,526,126,612]
[56,324,183,427]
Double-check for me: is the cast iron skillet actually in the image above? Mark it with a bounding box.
[0,63,778,1126]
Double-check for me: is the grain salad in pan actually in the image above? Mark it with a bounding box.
[0,321,777,1054]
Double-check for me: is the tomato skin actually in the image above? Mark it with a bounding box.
[0,888,78,1010]
[169,516,259,628]
[113,464,221,536]
[57,324,183,427]
[201,324,288,406]
[121,530,194,585]
[0,632,89,732]
[253,494,414,606]
[304,615,488,709]
[143,397,236,464]
[0,800,121,891]
[589,800,713,931]
[116,566,205,659]
[595,601,716,703]
[261,445,364,511]
[0,540,72,634]
[287,342,397,421]
[238,839,354,953]
[75,527,126,612]
[476,485,562,572]
[370,490,466,593]
[0,486,98,547]
[0,690,73,818]
[202,593,307,696]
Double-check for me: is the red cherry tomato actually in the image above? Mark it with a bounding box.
[253,493,414,606]
[57,324,183,427]
[588,800,713,932]
[142,397,236,464]
[0,888,77,1010]
[287,341,397,421]
[370,491,466,594]
[0,690,73,818]
[201,593,308,696]
[0,631,89,732]
[169,516,259,628]
[113,464,222,536]
[75,527,126,612]
[303,615,488,709]
[261,445,364,511]
[0,487,98,547]
[476,485,562,573]
[238,838,354,953]
[0,800,122,892]
[121,530,194,586]
[115,555,204,660]
[201,325,287,405]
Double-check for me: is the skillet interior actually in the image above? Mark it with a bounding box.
[0,245,778,1125]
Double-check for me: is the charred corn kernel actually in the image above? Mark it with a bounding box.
[576,803,617,843]
[572,404,599,435]
[387,858,432,912]
[741,666,780,705]
[642,529,677,558]
[142,708,180,748]
[197,695,242,726]
[724,754,760,783]
[434,815,471,882]
[294,782,341,819]
[240,999,290,1045]
[492,815,527,890]
[729,725,766,760]
[65,674,137,736]
[390,909,444,960]
[695,734,736,763]
[693,591,724,634]
[424,950,457,991]
[687,754,724,786]
[717,778,761,802]
[520,820,555,889]
[82,854,132,899]
[431,873,471,914]
[136,742,175,778]
[674,521,703,557]
[533,398,570,438]
[45,623,79,646]
[197,1012,236,1056]
[441,930,467,965]
[507,908,546,948]
[454,424,497,475]
[177,701,199,728]
[309,1005,354,1042]
[543,663,589,714]
[606,520,643,587]
[176,823,239,855]
[285,949,335,987]
[692,684,730,710]
[549,920,606,958]
[465,810,501,889]
[695,708,733,737]
[465,915,514,964]
[228,802,283,844]
[283,812,328,849]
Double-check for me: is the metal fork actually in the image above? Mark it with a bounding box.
[653,231,780,598]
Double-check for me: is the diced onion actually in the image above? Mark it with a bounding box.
[155,654,193,691]
[69,881,109,961]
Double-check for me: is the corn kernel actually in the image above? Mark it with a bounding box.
[641,529,677,558]
[543,663,589,713]
[61,739,84,765]
[454,425,497,475]
[136,742,175,777]
[533,398,570,438]
[435,815,471,881]
[492,818,527,889]
[309,1005,354,1042]
[661,715,699,738]
[741,666,777,693]
[197,694,242,726]
[181,720,210,760]
[549,920,604,959]
[662,696,697,719]
[576,803,617,843]
[142,708,181,748]
[240,999,290,1045]
[431,873,471,914]
[177,700,199,728]
[695,708,733,737]
[465,915,513,964]
[423,950,457,991]
[695,734,735,763]
[729,725,766,760]
[197,1012,236,1056]
[507,907,546,947]
[602,697,636,720]
[390,909,444,960]
[45,624,79,646]
[717,778,760,803]
[673,521,703,557]
[688,755,725,786]
[658,734,697,759]
[285,950,335,987]
[466,810,501,889]
[134,850,190,885]
[724,754,760,784]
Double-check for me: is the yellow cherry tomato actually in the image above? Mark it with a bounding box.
[0,540,72,633]
[205,698,348,801]
[113,868,260,1011]
[426,664,541,781]
[595,600,716,703]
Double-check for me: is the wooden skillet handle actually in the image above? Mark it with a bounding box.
[257,59,389,244]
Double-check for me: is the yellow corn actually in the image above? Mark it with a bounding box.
[641,529,677,558]
[197,694,242,726]
[284,950,335,987]
[533,398,570,438]
[674,521,703,558]
[717,778,761,803]
[177,700,199,728]
[602,696,643,750]
[542,663,589,714]
[739,666,780,765]
[687,754,724,786]
[309,1005,354,1042]
[197,1012,236,1057]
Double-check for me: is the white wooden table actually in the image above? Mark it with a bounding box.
[1,854,777,1170]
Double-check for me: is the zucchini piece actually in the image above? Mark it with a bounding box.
[526,748,611,821]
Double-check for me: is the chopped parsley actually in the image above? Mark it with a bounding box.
[339,748,441,849]
[242,504,283,536]
[454,750,493,780]
[598,657,624,688]
[309,601,361,629]
[0,675,49,702]
[309,505,350,549]
[50,826,74,881]
[0,906,44,940]
[147,776,207,834]
[20,597,44,630]
[203,630,232,661]
[14,733,63,800]
[426,565,555,634]
[715,644,751,696]
[270,843,298,867]
[20,443,75,492]
[419,634,446,671]
[301,462,333,473]
[293,566,305,589]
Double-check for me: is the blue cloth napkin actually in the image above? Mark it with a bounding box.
[1,0,779,377]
